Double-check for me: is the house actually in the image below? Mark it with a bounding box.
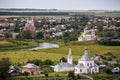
[22,63,40,75]
[8,66,20,77]
[2,22,10,27]
[111,67,120,74]
[99,65,106,68]
[92,56,102,63]
[52,48,74,72]
[52,32,63,37]
[75,48,99,74]
[11,33,19,39]
[78,27,96,42]
[0,34,5,38]
[108,61,117,65]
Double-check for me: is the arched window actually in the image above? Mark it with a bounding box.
[95,68,97,71]
[80,69,82,72]
[76,69,77,72]
[87,69,89,72]
[90,63,92,66]
[87,63,89,66]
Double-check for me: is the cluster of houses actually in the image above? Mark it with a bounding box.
[0,16,120,40]
[0,16,73,39]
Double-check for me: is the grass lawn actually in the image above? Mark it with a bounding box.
[88,73,120,80]
[0,41,120,65]
[0,39,38,51]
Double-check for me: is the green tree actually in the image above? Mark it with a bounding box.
[21,30,32,39]
[4,32,12,38]
[23,71,29,76]
[27,59,43,66]
[68,71,76,80]
[44,59,53,65]
[0,58,11,80]
[60,57,67,62]
[35,32,43,39]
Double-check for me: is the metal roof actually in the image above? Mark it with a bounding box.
[76,63,85,68]
[23,63,40,69]
[80,48,92,61]
[55,62,74,69]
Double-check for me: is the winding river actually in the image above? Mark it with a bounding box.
[28,42,59,50]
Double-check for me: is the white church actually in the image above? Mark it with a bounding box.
[52,48,74,72]
[78,27,97,42]
[52,48,99,74]
[75,48,99,74]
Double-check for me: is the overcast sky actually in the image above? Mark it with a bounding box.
[0,0,120,10]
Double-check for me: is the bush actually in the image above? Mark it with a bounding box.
[44,59,53,65]
[22,72,29,76]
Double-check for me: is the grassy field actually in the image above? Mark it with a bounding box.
[0,41,120,65]
[0,39,38,51]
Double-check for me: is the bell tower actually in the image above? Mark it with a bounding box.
[67,48,73,65]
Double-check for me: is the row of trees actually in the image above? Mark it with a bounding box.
[0,12,69,16]
[98,40,120,46]
[0,58,11,80]
[16,30,44,39]
[27,59,53,66]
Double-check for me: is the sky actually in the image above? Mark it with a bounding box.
[0,0,120,10]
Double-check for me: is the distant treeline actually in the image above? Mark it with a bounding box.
[0,12,69,16]
[0,8,57,10]
[98,40,120,46]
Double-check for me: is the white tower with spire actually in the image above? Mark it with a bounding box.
[67,48,73,65]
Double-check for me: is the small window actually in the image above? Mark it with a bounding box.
[87,63,89,66]
[87,69,89,72]
[80,69,82,72]
[95,68,97,71]
[90,63,92,66]
[76,69,77,72]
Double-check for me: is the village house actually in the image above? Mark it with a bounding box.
[8,66,20,77]
[111,67,120,74]
[0,33,5,38]
[22,63,40,75]
[92,55,102,63]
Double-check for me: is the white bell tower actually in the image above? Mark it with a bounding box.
[67,48,73,65]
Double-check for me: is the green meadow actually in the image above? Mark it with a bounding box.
[0,40,120,65]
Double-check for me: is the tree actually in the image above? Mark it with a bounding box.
[60,57,67,62]
[4,32,12,38]
[68,71,76,80]
[23,72,29,76]
[44,59,53,65]
[27,59,43,66]
[35,32,43,39]
[0,58,11,80]
[21,30,32,39]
